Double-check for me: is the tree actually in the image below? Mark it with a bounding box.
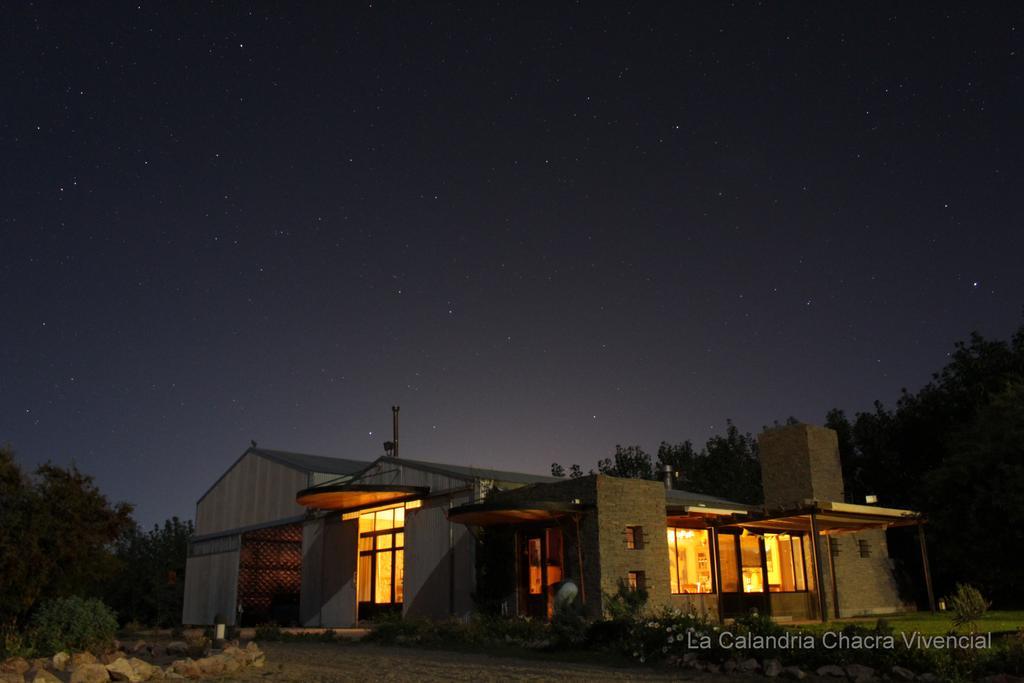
[596,445,654,479]
[923,383,1024,606]
[0,447,134,627]
[104,517,194,627]
[550,463,565,477]
[827,321,1024,606]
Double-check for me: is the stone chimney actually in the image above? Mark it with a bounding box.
[757,423,844,508]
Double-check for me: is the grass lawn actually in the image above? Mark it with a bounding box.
[793,610,1024,637]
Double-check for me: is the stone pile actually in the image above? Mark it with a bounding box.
[1,641,265,682]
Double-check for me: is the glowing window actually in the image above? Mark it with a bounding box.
[356,506,405,606]
[718,535,740,592]
[666,528,712,594]
[527,538,543,595]
[764,533,807,592]
[740,535,764,593]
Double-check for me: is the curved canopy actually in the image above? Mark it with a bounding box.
[296,484,428,511]
[447,500,588,526]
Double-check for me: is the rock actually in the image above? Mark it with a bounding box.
[890,666,915,681]
[130,641,148,654]
[816,664,847,677]
[738,657,760,672]
[194,655,226,677]
[127,658,156,681]
[30,658,51,671]
[107,657,141,682]
[148,645,166,658]
[845,663,875,682]
[0,657,30,674]
[71,652,99,669]
[763,658,783,677]
[682,652,699,665]
[53,652,71,671]
[0,673,25,683]
[165,642,188,656]
[918,675,938,682]
[782,666,807,680]
[705,663,720,674]
[101,652,128,665]
[28,668,62,683]
[723,659,737,673]
[70,663,112,683]
[168,659,200,679]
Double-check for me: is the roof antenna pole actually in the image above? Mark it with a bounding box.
[392,405,400,458]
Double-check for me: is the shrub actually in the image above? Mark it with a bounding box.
[184,632,210,658]
[28,596,118,656]
[603,579,648,621]
[948,583,990,631]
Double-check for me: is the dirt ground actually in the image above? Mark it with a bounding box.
[220,642,746,682]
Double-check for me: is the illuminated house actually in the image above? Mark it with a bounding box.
[182,424,932,626]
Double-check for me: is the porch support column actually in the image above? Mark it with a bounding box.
[808,509,828,623]
[711,527,724,624]
[825,535,840,619]
[573,513,587,606]
[917,521,936,613]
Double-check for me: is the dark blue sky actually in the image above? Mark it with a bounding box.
[3,3,1021,527]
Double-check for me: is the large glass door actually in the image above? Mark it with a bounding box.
[518,526,563,619]
[718,532,770,618]
[357,506,405,620]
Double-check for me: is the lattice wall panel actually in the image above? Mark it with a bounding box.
[237,523,302,625]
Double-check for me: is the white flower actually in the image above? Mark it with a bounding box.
[667,635,675,643]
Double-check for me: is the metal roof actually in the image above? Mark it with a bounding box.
[373,455,561,486]
[250,447,369,475]
[666,487,754,511]
[196,447,371,504]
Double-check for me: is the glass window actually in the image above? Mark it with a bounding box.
[766,534,790,592]
[792,535,807,591]
[395,549,404,603]
[375,508,394,531]
[357,506,406,607]
[626,526,644,550]
[627,570,646,591]
[375,550,393,603]
[357,554,372,602]
[740,535,764,593]
[718,534,740,592]
[666,528,712,593]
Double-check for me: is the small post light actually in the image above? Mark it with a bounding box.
[865,494,878,504]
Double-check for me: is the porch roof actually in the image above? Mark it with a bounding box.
[295,483,429,511]
[718,500,923,534]
[446,500,590,525]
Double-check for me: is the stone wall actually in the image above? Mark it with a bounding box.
[759,423,907,618]
[758,423,844,506]
[594,476,673,615]
[824,530,905,617]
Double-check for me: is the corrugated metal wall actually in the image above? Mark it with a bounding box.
[182,549,240,625]
[403,492,476,618]
[300,516,360,627]
[195,453,308,536]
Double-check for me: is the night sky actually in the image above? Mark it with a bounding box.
[3,4,1022,528]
